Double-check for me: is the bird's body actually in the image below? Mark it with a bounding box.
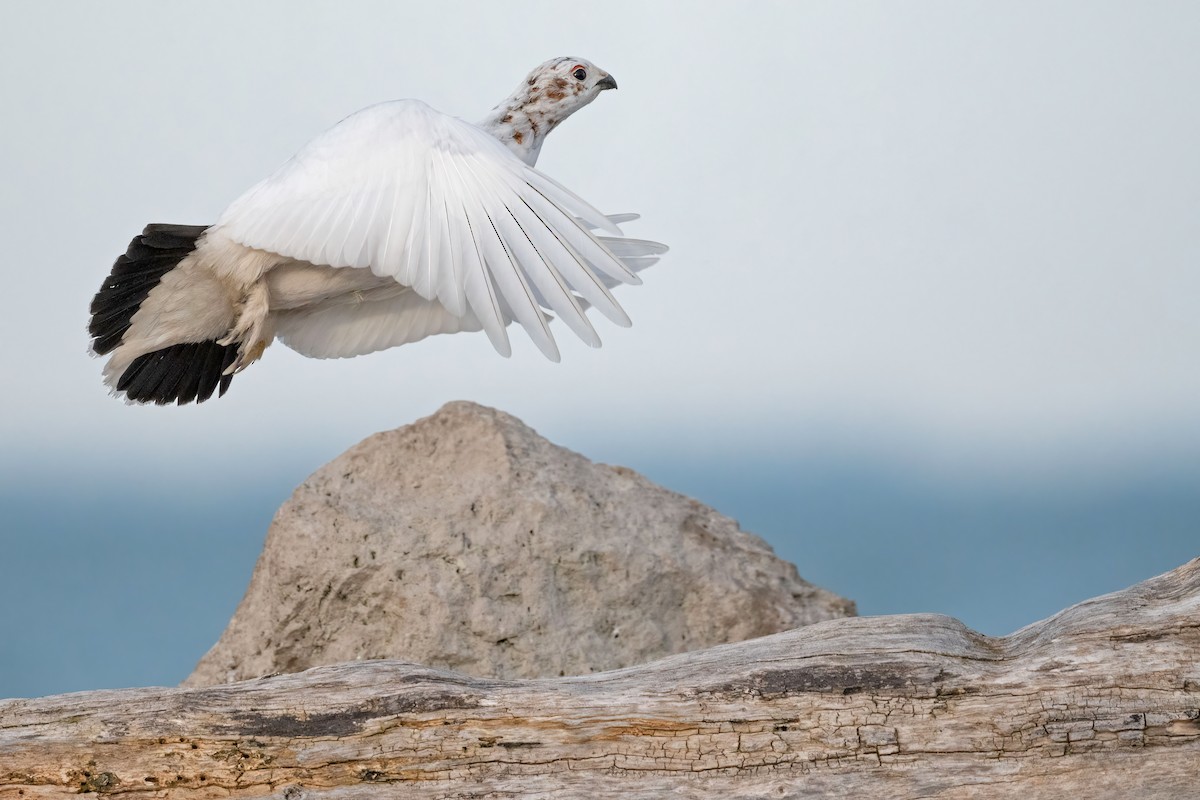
[90,58,665,404]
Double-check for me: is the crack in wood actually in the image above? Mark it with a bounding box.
[1,560,1198,798]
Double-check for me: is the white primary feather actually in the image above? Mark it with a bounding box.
[215,100,648,359]
[596,237,670,259]
[592,212,641,229]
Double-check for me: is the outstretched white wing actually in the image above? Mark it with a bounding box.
[216,100,663,361]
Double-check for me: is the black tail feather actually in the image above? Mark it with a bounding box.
[92,223,241,405]
[89,224,208,356]
[117,340,237,405]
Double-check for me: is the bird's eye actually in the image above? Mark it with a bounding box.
[572,67,587,81]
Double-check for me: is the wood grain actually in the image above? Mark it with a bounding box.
[2,559,1198,799]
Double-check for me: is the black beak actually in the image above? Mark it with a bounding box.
[596,74,618,91]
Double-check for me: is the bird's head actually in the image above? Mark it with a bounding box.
[482,57,618,165]
[520,57,618,116]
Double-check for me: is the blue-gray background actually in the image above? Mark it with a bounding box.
[1,2,1197,698]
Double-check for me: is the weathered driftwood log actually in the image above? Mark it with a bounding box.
[2,559,1198,799]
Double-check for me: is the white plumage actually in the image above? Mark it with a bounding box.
[89,57,666,404]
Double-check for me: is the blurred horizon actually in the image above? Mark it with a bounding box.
[3,416,1198,699]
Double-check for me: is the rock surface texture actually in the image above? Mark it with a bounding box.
[187,402,853,686]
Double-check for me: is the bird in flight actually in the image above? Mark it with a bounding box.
[89,57,667,405]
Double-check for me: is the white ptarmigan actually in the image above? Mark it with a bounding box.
[89,58,667,404]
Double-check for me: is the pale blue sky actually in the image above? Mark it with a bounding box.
[1,1,1198,478]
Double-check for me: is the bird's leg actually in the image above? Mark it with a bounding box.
[219,280,273,374]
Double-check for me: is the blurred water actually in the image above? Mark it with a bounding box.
[636,455,1199,634]
[1,455,1196,699]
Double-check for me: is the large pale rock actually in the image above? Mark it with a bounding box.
[186,402,853,686]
